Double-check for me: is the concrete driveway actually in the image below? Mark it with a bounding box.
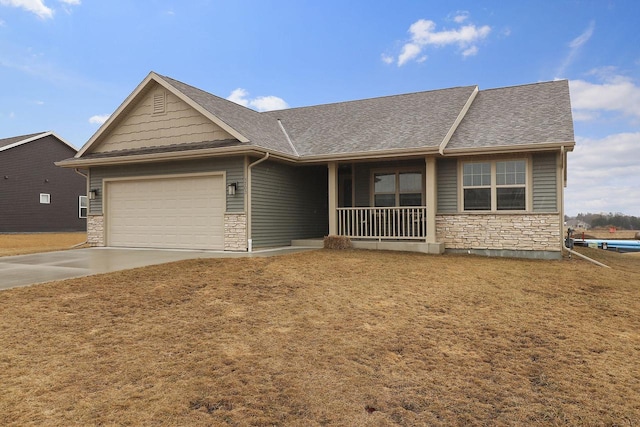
[0,246,315,290]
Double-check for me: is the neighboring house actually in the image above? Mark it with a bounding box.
[565,219,590,230]
[57,72,575,258]
[1,132,87,233]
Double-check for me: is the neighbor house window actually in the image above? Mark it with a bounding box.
[462,160,527,211]
[40,193,50,204]
[373,171,423,207]
[79,195,88,218]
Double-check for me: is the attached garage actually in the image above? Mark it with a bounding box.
[105,174,225,250]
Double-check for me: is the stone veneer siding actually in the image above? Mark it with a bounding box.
[436,213,561,252]
[224,213,247,251]
[87,215,105,247]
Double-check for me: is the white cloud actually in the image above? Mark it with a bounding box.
[566,133,640,215]
[569,21,595,49]
[453,12,469,24]
[569,74,640,121]
[58,0,79,14]
[380,54,394,65]
[250,95,289,112]
[226,88,249,107]
[226,88,289,112]
[390,17,491,66]
[0,0,54,19]
[88,114,110,125]
[556,21,595,77]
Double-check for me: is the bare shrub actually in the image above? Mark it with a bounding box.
[323,235,352,249]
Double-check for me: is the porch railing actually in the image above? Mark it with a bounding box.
[337,206,427,240]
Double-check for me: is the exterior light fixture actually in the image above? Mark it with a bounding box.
[89,189,99,200]
[227,182,237,196]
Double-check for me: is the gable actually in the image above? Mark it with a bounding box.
[91,82,236,154]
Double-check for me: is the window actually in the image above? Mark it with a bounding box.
[373,171,423,207]
[40,193,50,204]
[79,196,88,218]
[462,160,527,211]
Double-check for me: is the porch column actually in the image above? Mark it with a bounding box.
[425,156,437,244]
[328,162,338,235]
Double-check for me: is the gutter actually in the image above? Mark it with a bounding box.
[246,152,270,252]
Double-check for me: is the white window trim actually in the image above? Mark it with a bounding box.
[79,195,88,218]
[459,157,532,212]
[370,167,425,207]
[40,193,50,204]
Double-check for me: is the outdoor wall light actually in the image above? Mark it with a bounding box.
[227,182,237,196]
[89,189,99,200]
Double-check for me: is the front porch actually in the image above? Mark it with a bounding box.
[319,158,445,254]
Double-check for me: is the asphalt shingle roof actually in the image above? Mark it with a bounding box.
[446,80,574,150]
[70,73,575,164]
[264,86,477,156]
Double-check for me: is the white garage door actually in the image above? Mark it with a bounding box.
[106,174,225,250]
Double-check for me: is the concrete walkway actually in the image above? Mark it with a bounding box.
[0,246,317,290]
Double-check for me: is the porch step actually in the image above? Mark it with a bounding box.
[291,239,324,248]
[291,238,445,254]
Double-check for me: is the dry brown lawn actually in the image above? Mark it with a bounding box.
[1,247,639,426]
[0,233,87,257]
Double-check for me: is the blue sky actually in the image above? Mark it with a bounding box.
[1,0,639,216]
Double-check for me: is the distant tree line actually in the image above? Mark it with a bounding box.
[565,213,640,230]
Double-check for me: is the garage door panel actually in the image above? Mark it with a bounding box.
[107,175,224,250]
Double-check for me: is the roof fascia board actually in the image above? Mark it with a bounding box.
[439,85,478,155]
[0,131,48,152]
[441,141,576,157]
[56,145,298,168]
[0,131,77,153]
[153,74,250,143]
[75,72,250,159]
[59,139,575,168]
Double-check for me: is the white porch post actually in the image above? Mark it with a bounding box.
[426,156,437,244]
[328,162,338,235]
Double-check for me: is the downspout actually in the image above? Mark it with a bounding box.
[246,152,270,252]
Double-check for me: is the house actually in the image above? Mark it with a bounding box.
[1,132,87,233]
[56,72,575,258]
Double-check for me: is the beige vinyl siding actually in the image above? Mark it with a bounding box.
[437,158,458,213]
[89,157,244,214]
[93,83,235,153]
[251,161,327,248]
[532,152,558,212]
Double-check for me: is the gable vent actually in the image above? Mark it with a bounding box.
[153,91,166,115]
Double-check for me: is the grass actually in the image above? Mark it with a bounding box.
[0,233,87,256]
[0,244,639,425]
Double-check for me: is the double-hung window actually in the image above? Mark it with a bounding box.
[462,160,527,211]
[79,195,88,218]
[373,171,423,207]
